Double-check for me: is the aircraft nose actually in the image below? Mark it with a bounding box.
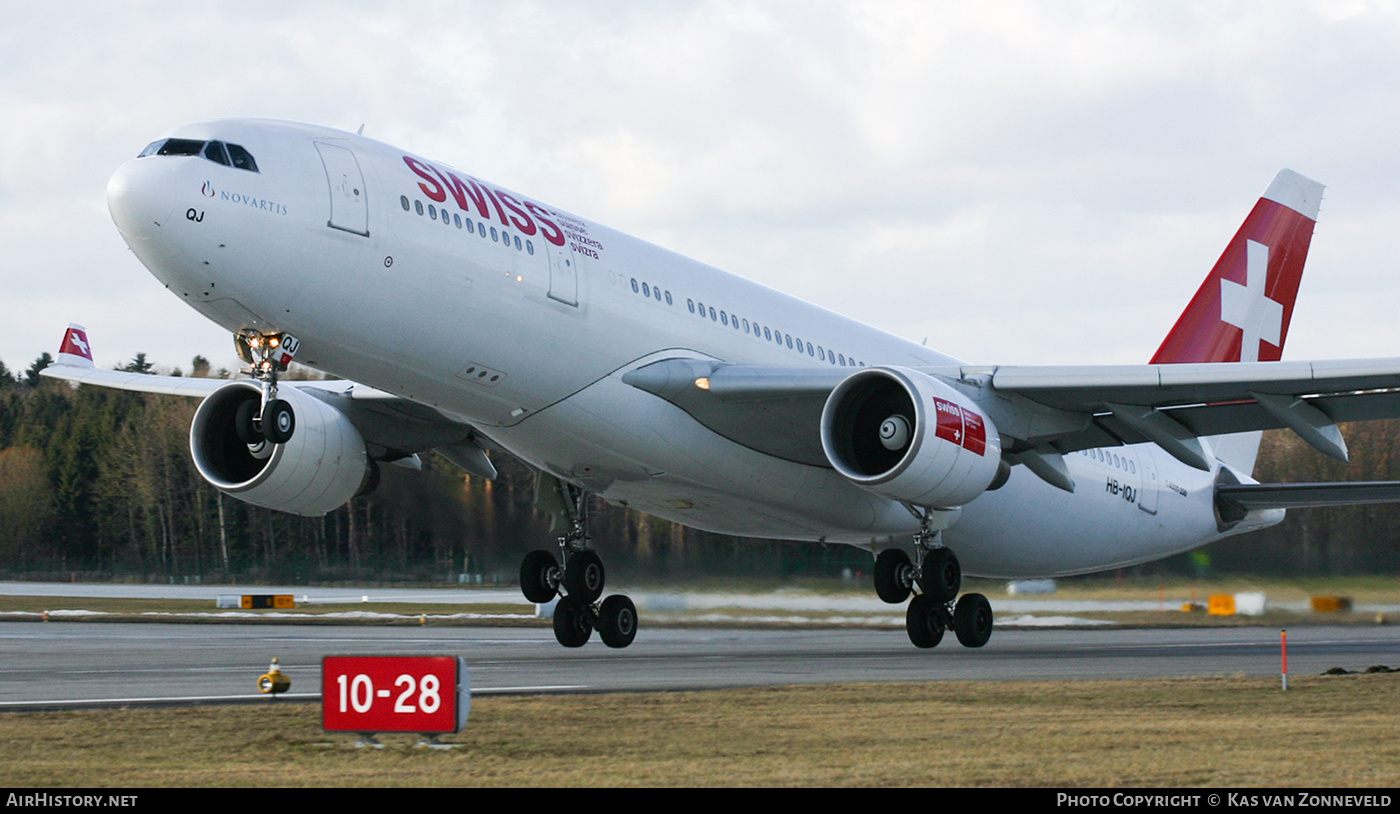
[107,157,178,239]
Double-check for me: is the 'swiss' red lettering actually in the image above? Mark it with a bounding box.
[495,192,537,236]
[403,157,446,203]
[401,155,568,248]
[934,398,963,447]
[433,167,492,220]
[477,186,511,227]
[524,202,565,246]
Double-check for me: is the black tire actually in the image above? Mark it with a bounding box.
[234,399,262,445]
[262,399,295,444]
[919,547,961,602]
[520,550,560,603]
[905,594,944,649]
[953,592,993,648]
[552,595,594,648]
[873,549,913,604]
[564,549,605,603]
[597,595,638,649]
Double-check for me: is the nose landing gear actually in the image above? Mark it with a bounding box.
[518,480,638,649]
[234,330,300,445]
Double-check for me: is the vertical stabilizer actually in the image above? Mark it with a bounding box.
[1151,170,1324,474]
[57,324,94,368]
[1152,169,1323,365]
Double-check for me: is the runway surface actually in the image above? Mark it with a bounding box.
[1,621,1396,708]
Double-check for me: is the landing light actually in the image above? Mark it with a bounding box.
[695,377,710,390]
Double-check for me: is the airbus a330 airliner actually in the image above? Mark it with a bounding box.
[43,119,1400,649]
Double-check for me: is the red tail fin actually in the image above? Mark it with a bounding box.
[57,323,94,368]
[1151,170,1324,364]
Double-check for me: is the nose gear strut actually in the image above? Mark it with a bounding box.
[234,330,300,444]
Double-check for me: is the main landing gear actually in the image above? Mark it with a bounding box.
[874,513,994,650]
[519,482,638,649]
[233,330,300,445]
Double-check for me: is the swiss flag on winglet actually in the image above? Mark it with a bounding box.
[57,324,94,368]
[1151,170,1323,365]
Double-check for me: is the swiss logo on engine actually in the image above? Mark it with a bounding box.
[932,398,986,457]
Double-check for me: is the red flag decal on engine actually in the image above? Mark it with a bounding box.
[933,398,964,447]
[960,406,987,456]
[933,397,987,456]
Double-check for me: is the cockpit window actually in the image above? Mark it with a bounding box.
[202,141,230,166]
[137,138,259,172]
[226,143,258,172]
[155,138,206,157]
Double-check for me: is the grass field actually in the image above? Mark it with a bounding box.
[0,675,1396,787]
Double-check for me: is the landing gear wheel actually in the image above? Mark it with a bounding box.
[262,399,295,444]
[564,550,605,603]
[874,549,914,604]
[520,550,561,603]
[552,595,594,648]
[953,592,993,648]
[919,547,961,603]
[905,594,945,649]
[597,595,638,649]
[234,400,262,445]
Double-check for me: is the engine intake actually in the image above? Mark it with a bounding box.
[821,367,1003,507]
[190,382,372,516]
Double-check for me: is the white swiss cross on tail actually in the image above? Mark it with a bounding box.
[57,323,94,368]
[1151,169,1322,365]
[1220,240,1285,362]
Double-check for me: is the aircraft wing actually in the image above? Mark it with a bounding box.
[40,360,496,478]
[622,359,847,467]
[43,362,405,401]
[970,357,1400,468]
[41,363,234,397]
[623,355,1400,481]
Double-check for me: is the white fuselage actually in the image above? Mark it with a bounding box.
[106,119,1277,578]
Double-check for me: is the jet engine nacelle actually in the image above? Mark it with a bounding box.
[821,367,1003,508]
[190,382,372,516]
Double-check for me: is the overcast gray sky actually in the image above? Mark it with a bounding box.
[5,1,1400,378]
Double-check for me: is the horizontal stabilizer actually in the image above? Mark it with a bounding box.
[1218,481,1400,511]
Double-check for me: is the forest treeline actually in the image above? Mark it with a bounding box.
[0,353,1396,583]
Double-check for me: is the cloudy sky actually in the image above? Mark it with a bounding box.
[4,1,1400,378]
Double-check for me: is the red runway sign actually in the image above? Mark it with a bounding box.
[322,656,469,733]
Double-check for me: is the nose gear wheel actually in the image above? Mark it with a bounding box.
[233,330,300,445]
